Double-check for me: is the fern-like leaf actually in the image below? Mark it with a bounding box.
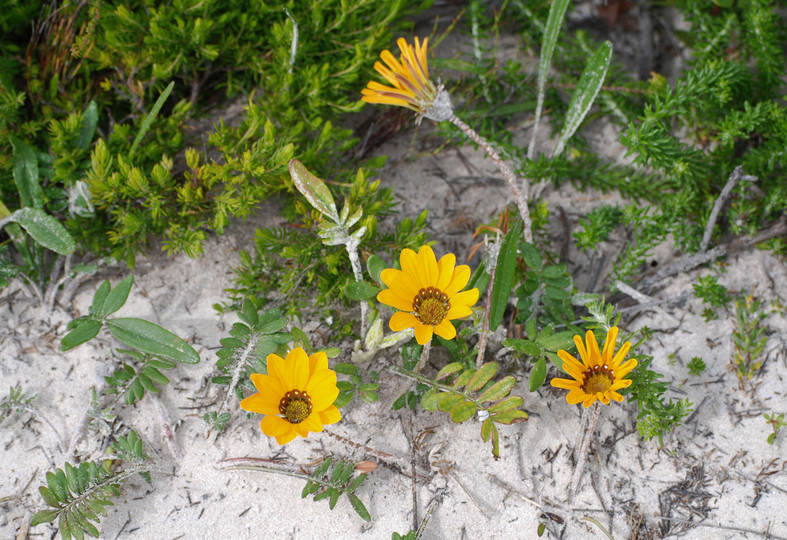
[31,431,150,539]
[301,457,371,521]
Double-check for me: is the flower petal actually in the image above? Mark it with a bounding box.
[319,405,341,426]
[267,353,293,390]
[611,341,633,369]
[250,372,283,397]
[608,391,624,402]
[378,288,414,312]
[573,335,590,367]
[435,253,456,292]
[390,311,418,332]
[602,327,618,365]
[446,288,478,319]
[413,322,434,345]
[290,347,310,390]
[582,394,598,408]
[586,331,601,367]
[433,319,457,341]
[615,358,638,378]
[308,351,328,374]
[444,264,471,297]
[557,350,584,375]
[400,248,423,289]
[417,245,438,287]
[240,392,280,416]
[306,370,340,411]
[260,415,296,445]
[550,377,581,390]
[296,412,324,437]
[565,388,586,404]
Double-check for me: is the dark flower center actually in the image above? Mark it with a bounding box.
[412,287,451,326]
[582,364,614,395]
[279,389,312,424]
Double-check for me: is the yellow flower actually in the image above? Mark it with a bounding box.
[377,245,479,346]
[551,327,638,408]
[362,37,450,120]
[240,347,341,445]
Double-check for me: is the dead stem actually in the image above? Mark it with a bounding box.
[322,428,406,469]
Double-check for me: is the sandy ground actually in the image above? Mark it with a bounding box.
[2,4,786,539]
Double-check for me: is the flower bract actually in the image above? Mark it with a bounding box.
[550,327,638,408]
[362,37,451,120]
[377,245,478,345]
[240,347,341,445]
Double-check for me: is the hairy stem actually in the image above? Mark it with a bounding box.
[413,340,432,373]
[449,115,533,243]
[570,402,601,500]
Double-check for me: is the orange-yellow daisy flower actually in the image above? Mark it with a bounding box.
[550,327,638,408]
[377,245,479,346]
[362,37,451,121]
[240,347,341,445]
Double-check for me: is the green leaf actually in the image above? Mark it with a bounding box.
[77,101,99,150]
[8,208,76,255]
[348,493,371,521]
[536,331,576,352]
[129,81,174,159]
[437,394,464,412]
[544,286,569,300]
[528,0,570,159]
[529,358,547,392]
[554,41,613,157]
[420,389,442,411]
[366,255,386,285]
[10,136,43,209]
[31,509,60,526]
[38,486,60,508]
[106,318,200,364]
[481,417,493,442]
[101,275,134,317]
[487,395,524,414]
[90,281,111,317]
[344,281,381,301]
[546,351,563,370]
[435,362,464,381]
[478,376,516,402]
[490,219,522,331]
[492,410,529,424]
[503,338,542,356]
[61,320,102,351]
[450,401,477,423]
[288,159,339,222]
[466,362,498,392]
[519,242,542,271]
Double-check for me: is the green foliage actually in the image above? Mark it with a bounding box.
[105,351,177,405]
[574,205,623,252]
[333,364,379,409]
[1,0,436,271]
[0,384,36,422]
[301,457,370,521]
[392,341,429,411]
[693,274,732,321]
[231,185,428,318]
[416,362,528,459]
[62,275,200,364]
[30,431,149,540]
[764,413,785,445]
[687,357,706,376]
[205,300,290,428]
[628,353,693,446]
[731,294,769,385]
[513,242,577,328]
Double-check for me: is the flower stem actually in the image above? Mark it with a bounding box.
[570,402,601,500]
[345,238,368,338]
[449,114,533,243]
[323,428,405,468]
[475,243,498,368]
[414,340,432,373]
